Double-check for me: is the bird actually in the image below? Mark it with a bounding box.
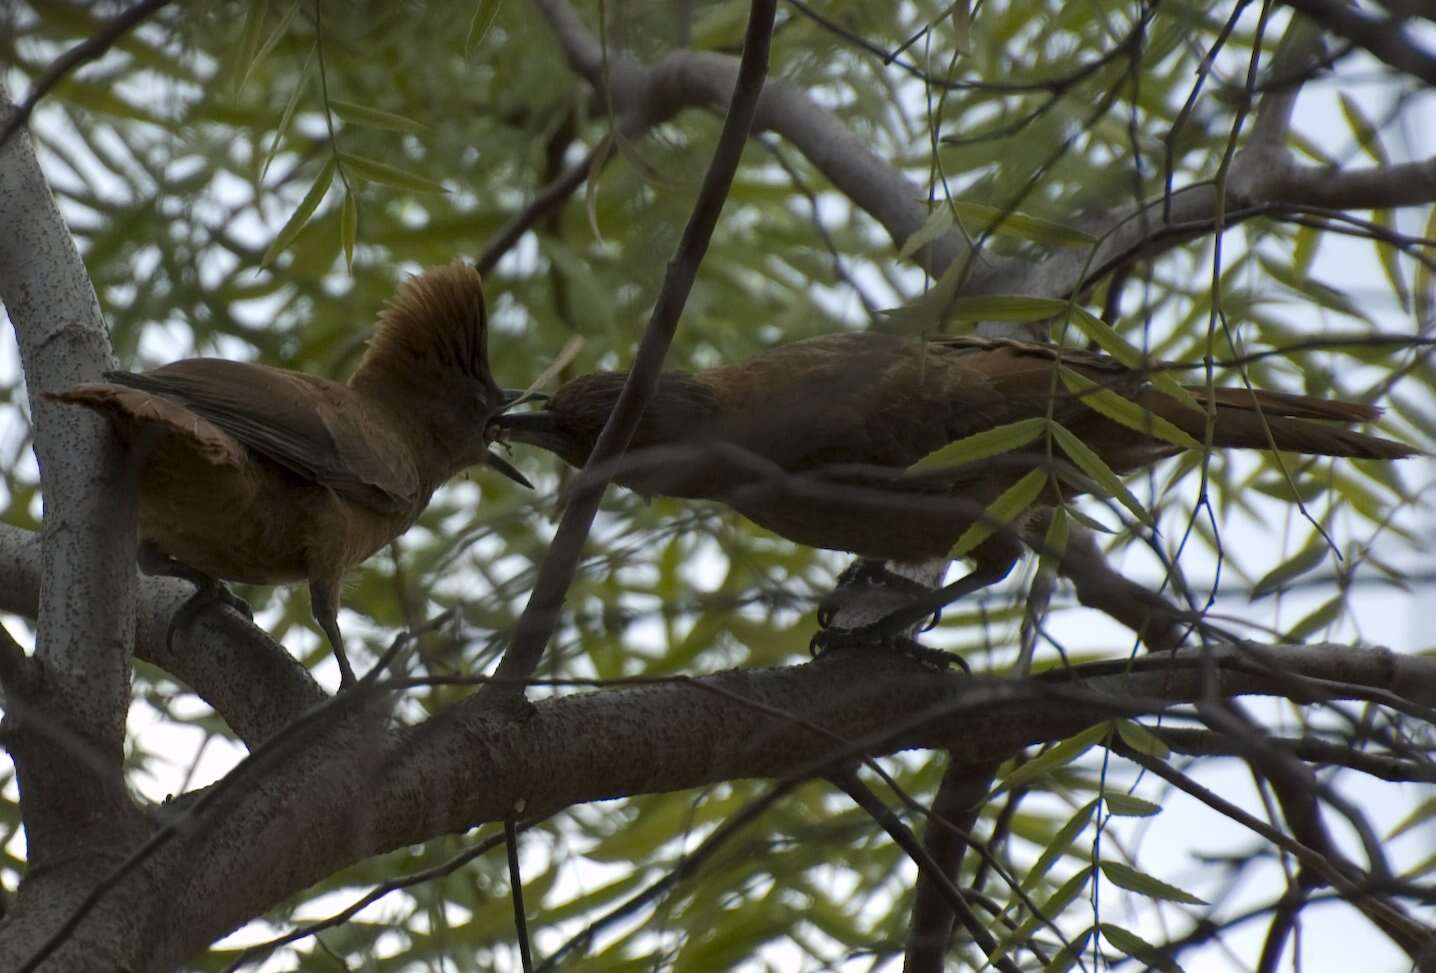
[492,330,1420,649]
[47,261,531,687]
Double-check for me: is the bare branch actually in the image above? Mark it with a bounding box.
[485,0,779,704]
[0,0,176,151]
[1282,0,1436,86]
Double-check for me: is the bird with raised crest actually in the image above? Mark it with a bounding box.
[48,261,530,687]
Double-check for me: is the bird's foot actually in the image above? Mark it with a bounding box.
[167,579,253,652]
[809,624,969,673]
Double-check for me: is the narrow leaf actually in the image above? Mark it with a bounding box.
[261,156,335,268]
[949,468,1047,558]
[1000,722,1111,793]
[951,200,1094,247]
[1250,539,1330,599]
[339,152,448,194]
[1048,422,1152,526]
[1100,860,1206,905]
[1023,801,1097,890]
[897,205,954,262]
[1338,92,1389,164]
[1060,367,1202,450]
[340,187,357,270]
[230,0,269,95]
[905,417,1048,474]
[949,294,1070,322]
[1102,792,1161,817]
[247,0,302,86]
[1100,923,1186,972]
[260,45,315,183]
[331,98,430,134]
[466,0,506,56]
[1069,307,1201,412]
[1115,719,1169,758]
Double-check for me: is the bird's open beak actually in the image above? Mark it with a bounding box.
[484,448,533,489]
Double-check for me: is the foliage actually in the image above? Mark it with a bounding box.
[1,0,1433,970]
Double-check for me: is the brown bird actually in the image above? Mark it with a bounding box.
[47,261,529,686]
[494,331,1419,643]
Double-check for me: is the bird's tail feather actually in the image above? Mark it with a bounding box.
[1139,387,1421,460]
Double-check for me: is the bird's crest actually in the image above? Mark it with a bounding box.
[357,261,491,385]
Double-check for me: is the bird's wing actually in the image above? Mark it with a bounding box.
[705,333,1151,473]
[105,359,419,515]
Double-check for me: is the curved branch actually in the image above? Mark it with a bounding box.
[0,522,325,748]
[1282,0,1436,86]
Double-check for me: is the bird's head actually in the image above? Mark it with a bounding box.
[354,261,530,487]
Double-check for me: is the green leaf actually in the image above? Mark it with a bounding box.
[260,155,335,267]
[1283,594,1343,642]
[1250,538,1330,598]
[949,294,1070,322]
[230,0,270,95]
[331,98,430,134]
[1390,795,1436,841]
[1114,719,1169,759]
[1023,800,1096,890]
[1415,205,1436,328]
[340,187,357,270]
[1048,422,1152,526]
[897,205,954,262]
[995,867,1093,969]
[247,0,302,86]
[1339,92,1389,165]
[1100,860,1206,905]
[951,200,1095,247]
[260,45,315,183]
[465,0,506,56]
[1042,924,1094,973]
[1372,209,1411,312]
[1068,307,1202,412]
[338,152,448,194]
[1059,367,1202,450]
[1102,792,1161,817]
[1000,722,1112,793]
[948,467,1047,558]
[1036,503,1069,575]
[1100,922,1186,972]
[905,417,1048,474]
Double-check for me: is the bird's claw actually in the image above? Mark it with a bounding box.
[166,580,253,652]
[809,625,969,673]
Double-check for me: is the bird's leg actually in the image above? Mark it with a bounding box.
[812,552,1020,671]
[138,541,253,652]
[309,579,357,689]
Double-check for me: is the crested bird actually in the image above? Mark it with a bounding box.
[493,331,1420,649]
[47,261,530,687]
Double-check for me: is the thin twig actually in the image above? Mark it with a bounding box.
[483,0,779,703]
[0,0,176,150]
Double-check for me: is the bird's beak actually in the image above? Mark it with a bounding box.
[497,387,550,412]
[484,448,533,489]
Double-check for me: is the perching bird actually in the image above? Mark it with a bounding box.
[493,331,1419,642]
[47,261,530,687]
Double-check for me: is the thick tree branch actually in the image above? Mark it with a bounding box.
[0,81,146,973]
[0,522,327,748]
[21,639,1433,968]
[904,760,1000,973]
[0,85,136,840]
